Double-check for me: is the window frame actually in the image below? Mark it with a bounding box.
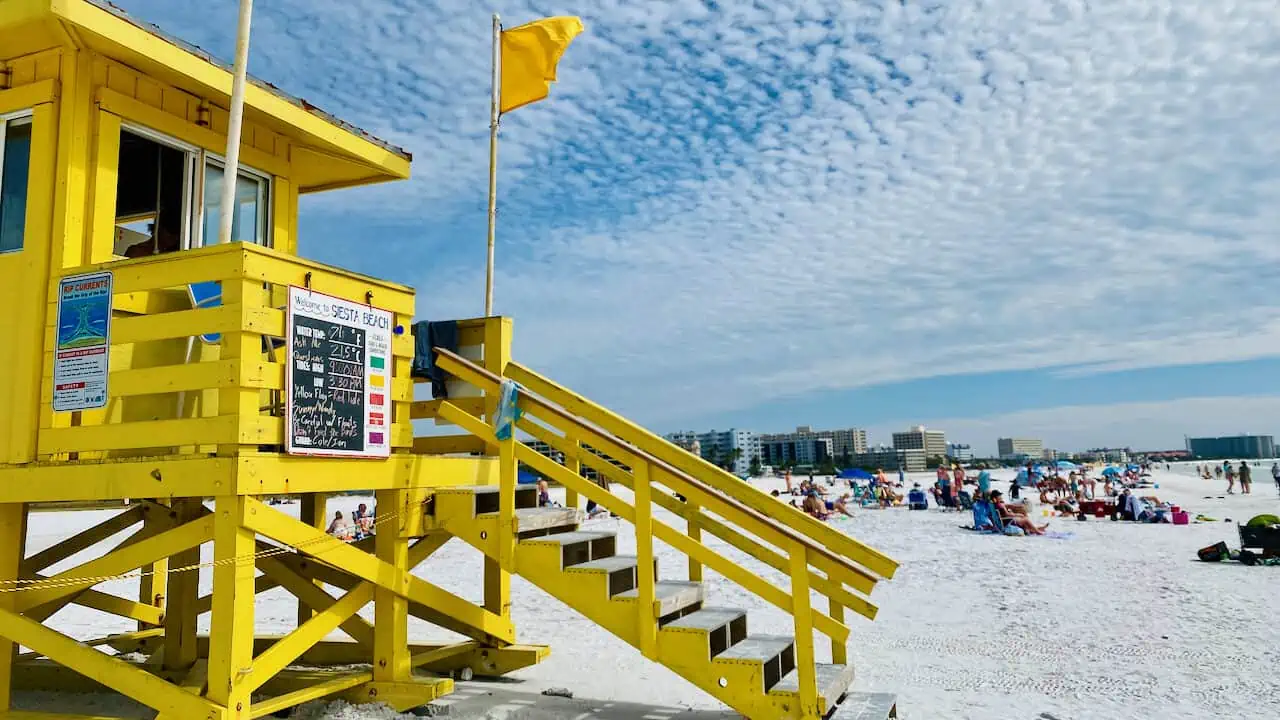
[0,109,35,255]
[114,123,273,252]
[196,153,273,249]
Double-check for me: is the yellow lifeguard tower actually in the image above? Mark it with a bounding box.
[0,2,898,719]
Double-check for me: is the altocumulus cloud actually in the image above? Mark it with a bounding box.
[117,0,1280,426]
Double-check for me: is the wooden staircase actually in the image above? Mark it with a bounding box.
[420,348,900,719]
[429,485,892,719]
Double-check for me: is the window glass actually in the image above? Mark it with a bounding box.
[203,163,269,246]
[0,119,33,253]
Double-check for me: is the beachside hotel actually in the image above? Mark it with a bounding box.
[1185,434,1277,459]
[892,425,946,459]
[998,437,1044,460]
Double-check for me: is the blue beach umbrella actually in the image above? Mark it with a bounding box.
[1101,467,1122,477]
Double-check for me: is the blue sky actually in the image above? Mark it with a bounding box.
[119,0,1280,454]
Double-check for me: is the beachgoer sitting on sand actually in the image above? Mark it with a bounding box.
[801,491,829,520]
[537,478,553,507]
[326,511,354,540]
[989,490,1048,535]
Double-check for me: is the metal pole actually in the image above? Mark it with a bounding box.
[218,0,254,245]
[484,13,500,316]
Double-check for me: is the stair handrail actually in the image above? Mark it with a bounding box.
[503,361,899,581]
[432,348,892,591]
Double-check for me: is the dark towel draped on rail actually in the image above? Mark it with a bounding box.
[411,320,459,398]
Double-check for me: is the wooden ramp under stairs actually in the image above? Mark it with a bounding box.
[429,485,893,719]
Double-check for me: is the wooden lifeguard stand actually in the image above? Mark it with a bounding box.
[0,3,899,720]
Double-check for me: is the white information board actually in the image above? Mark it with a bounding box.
[53,271,113,412]
[285,287,394,458]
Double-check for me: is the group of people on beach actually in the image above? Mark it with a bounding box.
[1195,460,1273,495]
[771,471,858,520]
[325,502,376,541]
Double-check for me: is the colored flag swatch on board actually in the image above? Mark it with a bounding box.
[500,16,584,113]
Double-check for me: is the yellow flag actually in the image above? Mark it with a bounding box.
[500,16,584,114]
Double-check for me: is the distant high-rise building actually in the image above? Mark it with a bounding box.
[759,426,867,460]
[1186,435,1276,459]
[663,429,759,475]
[759,436,833,467]
[893,425,946,458]
[997,437,1043,460]
[855,445,926,472]
[947,443,975,462]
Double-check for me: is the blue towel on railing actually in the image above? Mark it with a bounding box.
[494,379,522,441]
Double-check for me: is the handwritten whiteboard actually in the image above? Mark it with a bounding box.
[285,287,393,458]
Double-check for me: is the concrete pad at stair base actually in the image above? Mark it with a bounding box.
[427,683,740,720]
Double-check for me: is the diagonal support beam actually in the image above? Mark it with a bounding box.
[16,516,215,613]
[0,603,222,719]
[256,553,375,647]
[240,498,514,644]
[20,505,145,575]
[244,583,375,692]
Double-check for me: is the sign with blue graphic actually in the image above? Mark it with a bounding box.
[53,271,113,412]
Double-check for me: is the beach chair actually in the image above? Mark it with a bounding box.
[907,487,928,510]
[967,499,1004,534]
[957,490,974,510]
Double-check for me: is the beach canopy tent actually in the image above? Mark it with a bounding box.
[1056,460,1077,469]
[839,468,875,481]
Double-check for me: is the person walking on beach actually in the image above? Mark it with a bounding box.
[1238,461,1252,495]
[1224,461,1236,494]
[1271,462,1280,496]
[1215,464,1223,482]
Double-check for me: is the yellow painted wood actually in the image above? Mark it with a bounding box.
[256,554,374,648]
[96,88,290,178]
[686,498,703,582]
[248,669,372,720]
[0,102,57,465]
[296,493,326,625]
[507,362,900,580]
[240,498,515,644]
[240,250,415,316]
[0,604,222,719]
[0,504,27,711]
[0,79,58,115]
[373,489,411,683]
[163,499,204,671]
[15,515,214,613]
[563,432,581,509]
[435,402,497,445]
[0,456,235,504]
[87,109,120,264]
[207,496,256,717]
[411,434,489,455]
[633,461,658,659]
[515,444,635,521]
[20,505,143,574]
[245,583,374,692]
[789,544,820,719]
[36,416,238,454]
[136,501,169,630]
[828,598,847,665]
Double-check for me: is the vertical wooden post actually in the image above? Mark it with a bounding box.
[207,496,256,718]
[828,597,847,665]
[217,279,268,457]
[482,318,512,619]
[163,499,203,670]
[497,434,517,580]
[789,542,819,719]
[563,430,580,509]
[633,461,657,658]
[373,489,410,682]
[0,503,27,711]
[137,502,168,631]
[297,493,327,624]
[686,500,703,582]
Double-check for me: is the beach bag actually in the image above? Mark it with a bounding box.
[1003,525,1024,536]
[1197,541,1228,562]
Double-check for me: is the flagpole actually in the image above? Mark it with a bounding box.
[484,13,500,316]
[219,0,253,245]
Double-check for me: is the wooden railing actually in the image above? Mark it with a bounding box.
[38,243,416,460]
[426,347,899,706]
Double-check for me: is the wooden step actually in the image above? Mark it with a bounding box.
[663,606,747,656]
[519,530,617,568]
[615,580,704,617]
[771,662,856,707]
[716,634,796,691]
[473,507,581,537]
[565,555,654,596]
[829,692,897,719]
[435,484,538,515]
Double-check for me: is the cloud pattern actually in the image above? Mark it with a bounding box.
[117,0,1280,430]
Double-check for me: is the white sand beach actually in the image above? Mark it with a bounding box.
[13,465,1280,719]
